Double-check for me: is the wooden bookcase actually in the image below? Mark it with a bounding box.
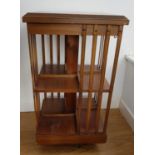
[23,13,129,145]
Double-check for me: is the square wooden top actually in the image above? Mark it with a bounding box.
[23,13,129,25]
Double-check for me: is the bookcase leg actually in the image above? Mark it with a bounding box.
[64,35,79,113]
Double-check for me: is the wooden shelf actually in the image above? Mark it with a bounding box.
[77,98,104,133]
[78,71,110,92]
[36,64,110,92]
[37,97,106,144]
[38,97,77,135]
[37,115,106,144]
[39,97,103,134]
[37,115,76,135]
[41,98,75,117]
[40,64,66,76]
[39,64,98,77]
[34,76,79,92]
[41,97,97,117]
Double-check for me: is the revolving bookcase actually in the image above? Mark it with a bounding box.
[23,13,129,145]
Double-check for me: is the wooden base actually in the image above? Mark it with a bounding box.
[36,97,106,145]
[36,132,107,145]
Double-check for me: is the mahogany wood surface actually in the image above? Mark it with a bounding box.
[41,98,71,116]
[27,24,122,36]
[23,13,129,25]
[38,64,110,92]
[64,35,79,113]
[37,97,105,144]
[23,12,129,145]
[95,25,111,132]
[35,76,79,92]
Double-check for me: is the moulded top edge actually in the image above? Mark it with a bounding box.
[22,12,129,25]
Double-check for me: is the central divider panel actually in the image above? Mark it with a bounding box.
[64,35,79,113]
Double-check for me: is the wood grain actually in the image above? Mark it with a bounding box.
[35,76,79,92]
[65,35,79,113]
[41,34,47,99]
[86,26,97,131]
[103,26,123,133]
[95,25,111,132]
[77,25,87,132]
[23,13,129,25]
[27,23,120,36]
[23,13,129,145]
[49,35,53,97]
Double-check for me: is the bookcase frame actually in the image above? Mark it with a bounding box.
[23,13,129,145]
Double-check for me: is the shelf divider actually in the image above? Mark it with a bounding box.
[64,35,79,113]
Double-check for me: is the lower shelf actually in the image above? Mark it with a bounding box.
[41,98,75,117]
[37,97,106,144]
[37,115,76,135]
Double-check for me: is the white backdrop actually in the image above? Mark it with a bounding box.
[20,0,134,111]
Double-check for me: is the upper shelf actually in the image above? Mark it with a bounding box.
[23,13,129,25]
[34,64,110,92]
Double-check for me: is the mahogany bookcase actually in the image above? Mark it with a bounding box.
[23,13,129,145]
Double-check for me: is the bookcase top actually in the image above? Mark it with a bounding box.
[23,13,129,25]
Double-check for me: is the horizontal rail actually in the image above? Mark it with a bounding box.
[28,24,119,35]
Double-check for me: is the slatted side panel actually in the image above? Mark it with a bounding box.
[77,25,122,134]
[103,26,123,133]
[28,33,40,124]
[95,26,111,132]
[40,34,62,98]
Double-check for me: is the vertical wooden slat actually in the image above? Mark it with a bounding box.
[32,34,38,76]
[79,26,87,90]
[77,25,87,132]
[49,35,53,98]
[94,35,104,102]
[34,92,40,125]
[103,26,123,133]
[86,25,98,131]
[57,35,60,65]
[49,35,53,64]
[95,25,111,132]
[57,35,60,98]
[41,35,46,65]
[32,35,40,124]
[27,33,35,86]
[41,34,47,99]
[98,36,104,69]
[27,32,40,124]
